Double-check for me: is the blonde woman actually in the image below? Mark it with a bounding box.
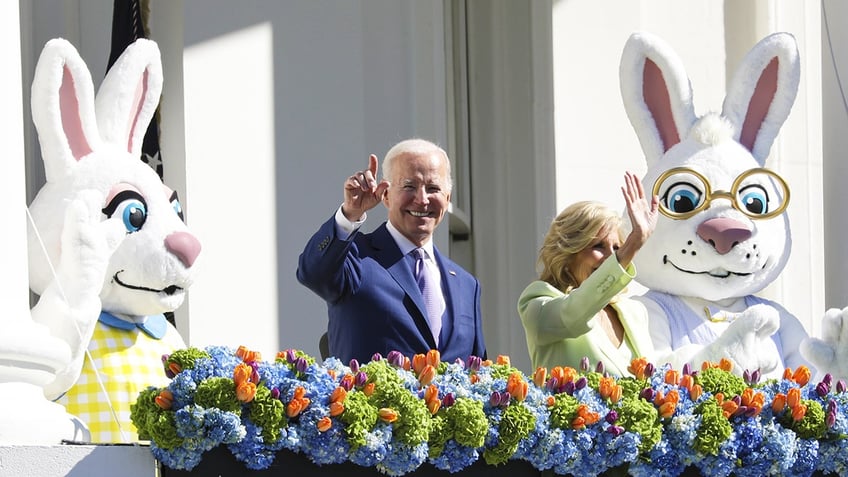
[518,172,658,376]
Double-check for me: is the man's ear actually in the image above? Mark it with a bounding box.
[381,185,390,206]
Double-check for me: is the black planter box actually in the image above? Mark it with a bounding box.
[160,447,542,477]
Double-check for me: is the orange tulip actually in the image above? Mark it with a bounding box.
[412,354,427,375]
[718,359,733,372]
[427,399,441,415]
[496,355,511,367]
[689,384,703,401]
[550,366,565,382]
[772,393,787,413]
[237,381,257,403]
[424,385,439,404]
[792,366,811,386]
[426,349,441,367]
[286,399,306,418]
[659,402,677,419]
[340,374,355,390]
[233,363,252,386]
[470,374,479,384]
[330,386,347,404]
[680,374,694,391]
[362,382,376,396]
[628,358,649,380]
[402,357,411,371]
[482,359,493,367]
[791,403,807,422]
[787,388,801,409]
[533,367,547,388]
[168,362,182,376]
[378,408,399,423]
[665,370,680,386]
[329,401,345,417]
[155,390,173,410]
[317,416,332,432]
[665,389,680,406]
[599,376,615,400]
[783,368,793,380]
[418,364,437,386]
[609,384,623,404]
[571,416,586,430]
[546,396,556,407]
[327,369,337,380]
[721,400,738,419]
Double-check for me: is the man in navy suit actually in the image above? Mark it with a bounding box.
[297,139,486,364]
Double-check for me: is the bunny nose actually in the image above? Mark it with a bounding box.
[696,217,752,254]
[165,231,202,267]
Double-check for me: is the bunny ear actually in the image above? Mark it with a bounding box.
[722,32,800,164]
[95,38,163,157]
[619,32,697,167]
[30,38,102,181]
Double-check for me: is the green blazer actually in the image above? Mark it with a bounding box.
[517,255,654,377]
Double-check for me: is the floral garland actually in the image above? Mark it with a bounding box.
[130,346,848,476]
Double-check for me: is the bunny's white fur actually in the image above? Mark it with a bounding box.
[27,38,200,442]
[620,32,810,379]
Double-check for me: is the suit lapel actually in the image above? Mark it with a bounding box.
[433,247,457,350]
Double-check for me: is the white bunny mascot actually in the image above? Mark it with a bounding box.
[619,32,811,380]
[27,38,200,442]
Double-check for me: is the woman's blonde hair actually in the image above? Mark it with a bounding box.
[538,201,624,292]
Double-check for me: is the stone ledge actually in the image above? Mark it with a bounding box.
[0,443,155,477]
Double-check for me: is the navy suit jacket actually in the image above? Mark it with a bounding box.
[297,215,486,364]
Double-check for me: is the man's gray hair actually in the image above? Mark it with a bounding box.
[382,138,453,193]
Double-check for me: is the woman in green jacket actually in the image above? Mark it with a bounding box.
[518,172,658,376]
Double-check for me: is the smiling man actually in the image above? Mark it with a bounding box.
[297,139,486,364]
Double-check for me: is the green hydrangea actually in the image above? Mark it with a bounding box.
[449,398,487,448]
[167,347,210,372]
[130,387,183,449]
[694,399,732,455]
[339,390,378,449]
[548,393,580,430]
[483,402,535,466]
[194,377,241,413]
[696,367,746,397]
[248,386,286,442]
[781,399,827,440]
[617,396,662,454]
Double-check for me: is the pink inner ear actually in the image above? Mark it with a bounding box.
[60,65,93,160]
[739,57,778,152]
[643,59,681,153]
[126,68,149,153]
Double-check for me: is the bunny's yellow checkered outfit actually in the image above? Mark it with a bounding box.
[57,312,185,442]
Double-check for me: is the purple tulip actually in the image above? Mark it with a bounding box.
[744,406,759,418]
[468,356,482,372]
[285,349,296,364]
[580,357,590,372]
[682,363,692,376]
[595,361,605,374]
[731,395,742,406]
[751,369,761,384]
[562,381,575,395]
[442,393,456,408]
[640,388,655,402]
[644,363,655,377]
[823,373,833,386]
[489,392,501,407]
[575,377,588,391]
[271,388,281,400]
[816,382,830,398]
[499,391,512,406]
[295,357,308,373]
[371,353,383,362]
[605,410,619,424]
[454,357,465,368]
[827,411,837,429]
[606,425,624,437]
[546,377,559,392]
[349,359,360,373]
[743,369,752,383]
[387,351,404,368]
[355,371,368,387]
[837,380,847,394]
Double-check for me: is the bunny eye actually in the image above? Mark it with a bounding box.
[738,185,768,215]
[169,190,185,222]
[663,182,704,214]
[102,190,148,233]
